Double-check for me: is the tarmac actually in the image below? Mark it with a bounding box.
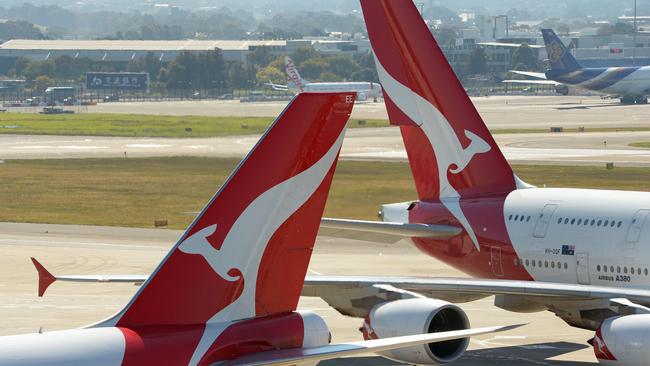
[4,95,650,166]
[0,222,595,365]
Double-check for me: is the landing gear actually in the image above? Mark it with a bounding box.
[620,95,635,104]
[637,96,649,104]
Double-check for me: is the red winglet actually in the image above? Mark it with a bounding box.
[31,257,56,297]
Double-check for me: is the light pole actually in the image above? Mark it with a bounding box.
[633,0,637,65]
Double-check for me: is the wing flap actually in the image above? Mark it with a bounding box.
[221,325,521,366]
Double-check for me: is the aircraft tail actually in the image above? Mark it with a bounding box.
[102,92,353,329]
[360,0,517,202]
[285,56,307,91]
[541,28,581,73]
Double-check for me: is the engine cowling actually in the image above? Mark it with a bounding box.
[361,298,470,365]
[356,92,368,101]
[593,314,650,366]
[297,310,331,348]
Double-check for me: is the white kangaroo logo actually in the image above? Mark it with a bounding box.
[375,56,490,251]
[179,129,346,366]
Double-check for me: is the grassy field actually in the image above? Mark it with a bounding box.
[0,113,388,137]
[629,142,650,149]
[1,157,650,229]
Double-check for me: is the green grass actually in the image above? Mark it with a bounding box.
[629,142,650,149]
[1,157,650,229]
[0,113,389,138]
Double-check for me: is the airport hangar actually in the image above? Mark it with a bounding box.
[0,38,369,74]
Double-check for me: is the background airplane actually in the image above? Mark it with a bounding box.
[5,91,514,365]
[267,56,383,102]
[504,28,650,104]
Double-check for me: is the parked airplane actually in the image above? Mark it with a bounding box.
[267,56,383,102]
[5,92,513,365]
[38,1,650,365]
[504,28,650,104]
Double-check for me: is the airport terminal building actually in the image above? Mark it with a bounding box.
[0,38,370,74]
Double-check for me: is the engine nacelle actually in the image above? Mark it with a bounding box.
[298,310,331,348]
[593,314,650,366]
[362,298,470,365]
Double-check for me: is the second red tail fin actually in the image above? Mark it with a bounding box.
[361,0,517,202]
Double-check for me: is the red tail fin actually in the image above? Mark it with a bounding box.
[31,257,56,297]
[101,92,354,330]
[361,0,516,201]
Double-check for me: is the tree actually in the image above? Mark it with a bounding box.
[432,26,458,47]
[290,46,319,66]
[466,48,488,75]
[511,43,539,72]
[22,60,55,81]
[247,47,274,69]
[256,65,285,85]
[299,57,330,80]
[327,55,360,80]
[34,75,54,92]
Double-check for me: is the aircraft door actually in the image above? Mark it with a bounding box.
[626,209,650,247]
[576,252,590,285]
[490,246,504,277]
[533,204,558,238]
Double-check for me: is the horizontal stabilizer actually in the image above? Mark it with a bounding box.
[502,79,561,86]
[222,324,523,366]
[319,218,461,243]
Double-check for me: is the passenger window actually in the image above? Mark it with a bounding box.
[610,221,615,227]
[526,216,531,222]
[584,219,589,226]
[591,220,596,226]
[544,261,548,268]
[632,268,635,275]
[645,269,648,276]
[577,219,582,225]
[564,263,568,270]
[610,266,615,273]
[514,215,519,221]
[525,259,529,266]
[508,214,513,221]
[617,266,621,273]
[571,218,575,225]
[624,267,628,274]
[618,221,623,227]
[604,265,608,273]
[557,262,561,269]
[564,218,569,224]
[538,260,542,267]
[604,220,609,226]
[532,260,536,267]
[558,218,562,224]
[597,220,602,226]
[597,265,601,272]
[551,262,555,269]
[520,215,525,222]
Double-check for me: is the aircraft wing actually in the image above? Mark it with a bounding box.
[502,79,562,86]
[301,275,650,317]
[319,218,461,244]
[508,70,548,79]
[264,81,290,91]
[221,324,521,366]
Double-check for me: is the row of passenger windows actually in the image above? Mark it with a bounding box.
[506,213,627,229]
[556,217,623,228]
[507,214,531,222]
[596,264,649,276]
[514,258,569,270]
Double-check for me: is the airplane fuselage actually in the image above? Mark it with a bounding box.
[294,82,383,100]
[548,66,650,96]
[389,187,650,290]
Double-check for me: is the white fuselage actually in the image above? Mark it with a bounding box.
[297,82,383,100]
[504,187,650,288]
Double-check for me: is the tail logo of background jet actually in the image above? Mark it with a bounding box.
[177,130,346,365]
[374,56,490,251]
[549,41,565,63]
[285,57,305,92]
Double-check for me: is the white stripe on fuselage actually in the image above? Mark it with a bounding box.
[504,187,650,288]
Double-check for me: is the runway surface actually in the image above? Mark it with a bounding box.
[0,222,595,365]
[16,94,648,130]
[3,128,650,166]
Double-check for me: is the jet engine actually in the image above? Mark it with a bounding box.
[356,92,368,101]
[361,298,470,365]
[298,310,332,347]
[592,314,650,366]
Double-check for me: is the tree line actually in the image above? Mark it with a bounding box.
[6,46,379,92]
